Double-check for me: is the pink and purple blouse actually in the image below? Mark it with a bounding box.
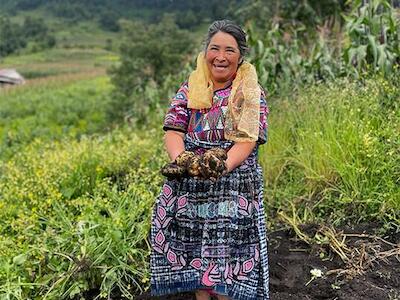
[163,82,269,145]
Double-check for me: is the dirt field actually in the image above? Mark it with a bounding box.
[137,224,400,300]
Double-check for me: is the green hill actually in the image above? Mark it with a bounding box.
[0,0,243,26]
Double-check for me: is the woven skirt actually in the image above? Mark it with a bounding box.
[150,142,269,299]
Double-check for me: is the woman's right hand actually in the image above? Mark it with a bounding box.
[164,130,185,161]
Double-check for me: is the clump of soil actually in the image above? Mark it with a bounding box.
[137,224,400,300]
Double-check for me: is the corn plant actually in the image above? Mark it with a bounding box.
[245,0,399,95]
[247,20,339,95]
[343,0,400,76]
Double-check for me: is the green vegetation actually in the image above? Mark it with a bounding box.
[0,77,111,159]
[0,16,55,58]
[262,73,400,228]
[0,0,243,27]
[343,0,400,76]
[108,15,196,124]
[247,0,400,95]
[2,48,117,79]
[0,78,164,298]
[1,72,398,299]
[235,0,346,29]
[0,127,164,299]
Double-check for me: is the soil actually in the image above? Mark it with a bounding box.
[136,224,400,300]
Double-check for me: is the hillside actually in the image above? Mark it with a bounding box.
[0,0,243,28]
[0,1,399,299]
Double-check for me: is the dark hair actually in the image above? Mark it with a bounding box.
[205,20,249,58]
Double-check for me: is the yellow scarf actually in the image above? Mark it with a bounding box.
[188,52,261,142]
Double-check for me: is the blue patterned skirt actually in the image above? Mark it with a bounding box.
[150,138,270,300]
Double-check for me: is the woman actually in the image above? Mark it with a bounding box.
[150,20,270,300]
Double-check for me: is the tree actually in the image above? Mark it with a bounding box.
[21,16,56,51]
[234,0,347,30]
[0,16,56,59]
[0,16,25,58]
[50,2,91,21]
[99,11,120,32]
[15,0,45,10]
[22,16,49,39]
[108,15,195,123]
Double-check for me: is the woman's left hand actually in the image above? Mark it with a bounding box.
[200,148,228,181]
[225,141,256,173]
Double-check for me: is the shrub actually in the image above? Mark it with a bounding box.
[107,15,195,125]
[0,129,165,299]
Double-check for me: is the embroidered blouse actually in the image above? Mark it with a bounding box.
[163,82,269,145]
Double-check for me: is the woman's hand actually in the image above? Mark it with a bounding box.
[164,130,185,161]
[200,148,228,181]
[225,141,256,173]
[162,131,256,180]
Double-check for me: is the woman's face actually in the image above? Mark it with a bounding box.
[205,31,241,88]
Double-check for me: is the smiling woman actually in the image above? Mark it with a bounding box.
[150,20,270,300]
[205,31,242,89]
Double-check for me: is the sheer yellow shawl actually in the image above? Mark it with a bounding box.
[188,52,261,142]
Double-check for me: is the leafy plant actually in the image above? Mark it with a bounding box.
[0,128,165,299]
[244,0,399,95]
[343,0,400,76]
[247,20,340,95]
[107,15,195,124]
[0,77,111,159]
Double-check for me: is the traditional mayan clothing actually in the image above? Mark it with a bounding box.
[150,76,270,299]
[188,53,261,142]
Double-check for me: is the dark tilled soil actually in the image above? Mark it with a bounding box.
[266,224,400,300]
[137,224,400,300]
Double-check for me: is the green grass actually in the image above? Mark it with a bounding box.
[3,48,116,64]
[0,76,112,159]
[1,48,118,79]
[261,73,400,228]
